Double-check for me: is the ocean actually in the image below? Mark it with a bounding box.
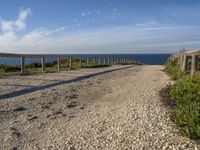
[0,54,171,65]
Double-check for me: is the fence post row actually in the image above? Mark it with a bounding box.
[0,53,143,74]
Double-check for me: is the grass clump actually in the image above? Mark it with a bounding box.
[82,63,110,68]
[0,64,20,72]
[0,64,21,76]
[170,75,200,139]
[164,56,200,139]
[164,58,186,80]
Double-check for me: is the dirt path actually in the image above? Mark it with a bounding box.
[0,65,199,150]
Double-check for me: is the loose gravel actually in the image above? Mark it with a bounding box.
[0,65,199,150]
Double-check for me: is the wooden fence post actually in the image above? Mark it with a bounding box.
[180,54,183,70]
[103,58,106,65]
[87,58,89,64]
[182,55,187,71]
[69,57,72,69]
[20,56,25,73]
[79,57,82,68]
[112,58,115,65]
[191,53,196,75]
[41,57,45,72]
[108,57,110,65]
[98,58,101,65]
[57,57,61,71]
[116,58,119,64]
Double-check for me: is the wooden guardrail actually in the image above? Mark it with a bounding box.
[171,49,200,75]
[0,53,142,74]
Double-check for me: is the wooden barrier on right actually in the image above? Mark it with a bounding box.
[171,49,200,75]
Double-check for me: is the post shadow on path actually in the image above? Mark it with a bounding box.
[0,66,136,100]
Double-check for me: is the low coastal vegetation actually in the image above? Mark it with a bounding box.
[164,58,200,139]
[0,59,110,76]
[164,58,186,80]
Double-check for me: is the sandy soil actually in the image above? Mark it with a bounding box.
[0,65,199,150]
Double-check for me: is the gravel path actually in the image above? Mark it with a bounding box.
[0,65,199,150]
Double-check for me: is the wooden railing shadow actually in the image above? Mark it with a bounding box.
[0,66,135,100]
[0,83,36,88]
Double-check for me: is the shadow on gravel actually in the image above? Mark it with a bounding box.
[0,66,135,100]
[159,84,176,109]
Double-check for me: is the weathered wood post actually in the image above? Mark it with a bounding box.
[103,58,106,65]
[116,58,119,64]
[112,58,115,65]
[41,56,45,72]
[180,54,183,70]
[191,53,196,75]
[182,55,187,71]
[69,57,72,69]
[57,57,61,71]
[108,57,110,65]
[20,56,25,73]
[79,57,82,68]
[86,58,89,64]
[98,58,101,65]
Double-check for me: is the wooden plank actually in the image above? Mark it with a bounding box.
[103,58,106,64]
[57,57,61,71]
[191,54,196,75]
[86,58,89,64]
[79,57,82,68]
[98,58,101,64]
[69,57,72,69]
[0,53,77,59]
[41,57,45,72]
[20,56,25,73]
[182,55,187,71]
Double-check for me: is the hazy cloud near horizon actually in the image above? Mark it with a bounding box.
[0,3,200,54]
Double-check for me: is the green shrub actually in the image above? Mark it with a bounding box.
[26,62,55,68]
[82,63,110,68]
[0,64,20,72]
[26,62,41,68]
[170,75,200,139]
[164,58,186,80]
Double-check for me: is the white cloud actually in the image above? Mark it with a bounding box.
[0,20,14,32]
[0,8,31,33]
[15,8,31,31]
[0,31,17,46]
[0,8,200,54]
[0,23,200,54]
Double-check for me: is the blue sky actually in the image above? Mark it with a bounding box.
[0,0,200,54]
